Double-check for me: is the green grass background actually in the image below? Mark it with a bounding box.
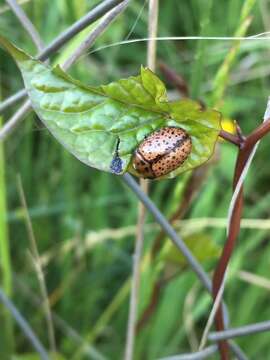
[0,0,270,359]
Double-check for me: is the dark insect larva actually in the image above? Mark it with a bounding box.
[133,126,192,179]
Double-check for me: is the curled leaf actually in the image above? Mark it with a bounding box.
[0,36,221,179]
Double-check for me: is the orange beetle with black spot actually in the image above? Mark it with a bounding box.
[133,126,192,179]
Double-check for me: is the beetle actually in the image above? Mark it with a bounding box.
[132,126,192,179]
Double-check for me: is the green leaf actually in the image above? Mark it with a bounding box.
[0,35,221,179]
[159,232,221,268]
[12,353,66,360]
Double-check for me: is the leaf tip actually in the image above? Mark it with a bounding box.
[0,34,30,63]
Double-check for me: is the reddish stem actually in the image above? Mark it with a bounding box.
[212,118,270,359]
[158,61,189,97]
[136,281,162,332]
[245,117,270,147]
[213,144,252,359]
[219,130,242,146]
[213,180,244,360]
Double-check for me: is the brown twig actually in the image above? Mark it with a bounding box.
[245,117,270,147]
[212,115,270,360]
[158,61,189,97]
[212,169,244,359]
[219,129,242,147]
[136,280,162,332]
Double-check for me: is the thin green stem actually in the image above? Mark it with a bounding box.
[0,103,14,357]
[190,0,213,98]
[211,0,256,107]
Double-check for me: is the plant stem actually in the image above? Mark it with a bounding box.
[62,0,130,70]
[190,0,213,98]
[124,185,147,360]
[159,62,189,97]
[125,2,159,359]
[219,130,242,146]
[0,287,49,360]
[0,1,129,143]
[0,0,127,115]
[5,0,44,51]
[211,0,256,107]
[122,172,249,359]
[0,96,14,358]
[147,0,159,71]
[212,104,270,360]
[245,117,270,147]
[17,176,56,354]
